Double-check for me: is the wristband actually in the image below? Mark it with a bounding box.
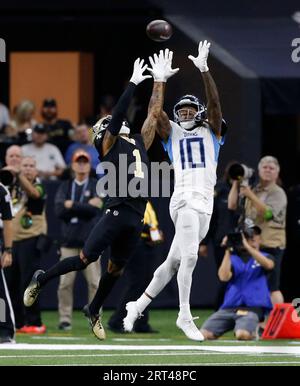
[4,247,12,253]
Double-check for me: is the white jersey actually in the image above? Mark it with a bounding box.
[164,120,225,214]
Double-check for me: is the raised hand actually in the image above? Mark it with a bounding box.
[129,58,152,85]
[148,48,179,82]
[188,40,211,72]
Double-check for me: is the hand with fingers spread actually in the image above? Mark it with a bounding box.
[188,40,211,72]
[148,48,179,82]
[129,58,152,85]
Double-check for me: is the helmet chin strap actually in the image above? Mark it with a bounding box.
[179,121,195,130]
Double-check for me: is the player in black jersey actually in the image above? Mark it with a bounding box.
[24,50,178,340]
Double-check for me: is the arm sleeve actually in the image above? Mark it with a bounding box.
[106,82,136,136]
[0,185,13,220]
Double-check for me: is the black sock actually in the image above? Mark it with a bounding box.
[89,272,120,315]
[38,255,86,286]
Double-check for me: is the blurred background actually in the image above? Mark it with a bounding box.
[0,0,299,311]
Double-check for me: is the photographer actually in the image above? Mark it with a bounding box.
[5,156,47,333]
[228,156,287,305]
[200,223,274,340]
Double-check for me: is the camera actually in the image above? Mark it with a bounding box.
[228,163,255,187]
[0,169,14,186]
[226,219,261,253]
[226,231,243,250]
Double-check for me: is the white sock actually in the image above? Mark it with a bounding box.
[178,304,192,320]
[136,293,152,314]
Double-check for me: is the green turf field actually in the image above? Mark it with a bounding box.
[1,309,300,366]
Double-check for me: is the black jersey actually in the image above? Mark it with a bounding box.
[94,132,149,215]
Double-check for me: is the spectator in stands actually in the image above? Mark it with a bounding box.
[228,156,287,305]
[200,222,274,340]
[4,145,22,170]
[55,149,102,330]
[41,98,73,156]
[22,124,66,179]
[5,156,47,334]
[2,145,23,210]
[65,123,99,170]
[108,201,163,333]
[98,95,115,119]
[11,100,36,145]
[0,102,10,132]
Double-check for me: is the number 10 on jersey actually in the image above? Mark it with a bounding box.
[179,137,206,169]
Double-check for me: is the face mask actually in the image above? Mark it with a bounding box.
[179,121,195,130]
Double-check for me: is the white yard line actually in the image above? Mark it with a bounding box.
[37,361,300,366]
[31,337,87,341]
[112,338,171,342]
[1,344,300,356]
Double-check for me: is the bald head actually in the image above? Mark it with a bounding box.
[5,145,22,168]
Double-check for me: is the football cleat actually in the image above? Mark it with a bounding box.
[17,325,47,334]
[23,270,44,307]
[83,304,106,341]
[176,316,205,341]
[123,301,142,332]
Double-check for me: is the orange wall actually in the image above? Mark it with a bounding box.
[10,52,94,124]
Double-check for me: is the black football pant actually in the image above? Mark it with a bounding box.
[0,269,15,339]
[5,236,43,328]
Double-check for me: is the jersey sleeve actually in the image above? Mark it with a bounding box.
[93,130,106,160]
[0,185,13,220]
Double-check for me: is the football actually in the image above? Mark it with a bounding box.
[146,19,173,42]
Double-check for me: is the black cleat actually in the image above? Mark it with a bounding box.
[23,269,44,307]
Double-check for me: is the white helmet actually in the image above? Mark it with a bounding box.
[173,95,206,130]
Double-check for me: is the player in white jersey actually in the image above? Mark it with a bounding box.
[124,41,225,341]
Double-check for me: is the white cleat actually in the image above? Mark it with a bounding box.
[123,301,142,332]
[176,316,205,341]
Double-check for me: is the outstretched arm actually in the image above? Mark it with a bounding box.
[188,40,222,138]
[102,58,151,157]
[141,49,179,148]
[141,82,166,150]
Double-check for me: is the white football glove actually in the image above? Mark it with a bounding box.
[188,40,211,72]
[130,58,151,85]
[148,48,179,82]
